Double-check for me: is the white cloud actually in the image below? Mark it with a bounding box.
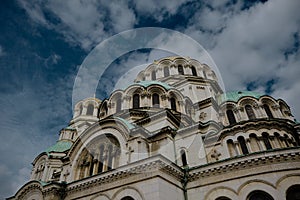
[18,0,136,50]
[185,0,300,119]
[133,0,190,21]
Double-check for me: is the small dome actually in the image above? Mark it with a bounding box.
[134,80,173,90]
[44,140,73,155]
[218,91,263,104]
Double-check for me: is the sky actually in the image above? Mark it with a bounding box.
[0,0,300,198]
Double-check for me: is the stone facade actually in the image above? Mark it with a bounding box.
[9,57,300,200]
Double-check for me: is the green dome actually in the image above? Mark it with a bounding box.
[218,91,263,104]
[45,140,73,155]
[134,81,173,90]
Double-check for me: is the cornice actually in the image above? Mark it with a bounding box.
[66,155,184,194]
[220,119,296,139]
[189,147,300,181]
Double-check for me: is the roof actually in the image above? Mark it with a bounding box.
[134,81,173,90]
[218,91,264,104]
[114,117,135,130]
[45,140,73,155]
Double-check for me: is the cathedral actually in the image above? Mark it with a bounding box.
[9,57,300,200]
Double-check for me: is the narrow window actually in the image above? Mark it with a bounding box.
[86,104,94,115]
[262,132,272,150]
[286,185,300,200]
[245,105,256,120]
[116,98,122,112]
[89,155,94,176]
[191,66,197,76]
[79,104,83,115]
[247,190,274,200]
[238,136,249,154]
[170,97,176,111]
[107,145,113,170]
[226,110,236,125]
[180,150,188,166]
[121,197,135,200]
[263,104,273,118]
[227,139,236,157]
[203,70,207,79]
[215,197,231,200]
[133,94,140,109]
[178,65,184,75]
[164,66,169,77]
[98,145,104,173]
[152,93,160,108]
[104,102,108,114]
[151,70,156,80]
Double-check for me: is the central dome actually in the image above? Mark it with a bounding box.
[135,56,218,83]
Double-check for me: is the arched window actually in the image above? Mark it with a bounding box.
[191,66,197,76]
[227,139,236,157]
[79,104,83,115]
[245,105,256,120]
[170,97,176,111]
[238,136,249,154]
[77,135,120,180]
[86,104,94,115]
[286,184,300,200]
[164,66,169,77]
[180,149,188,166]
[226,109,236,125]
[247,190,274,200]
[107,144,113,170]
[98,144,104,173]
[103,102,108,115]
[152,93,160,108]
[121,197,135,200]
[116,98,122,112]
[262,132,272,150]
[203,70,207,79]
[263,104,273,118]
[178,65,184,75]
[151,70,156,80]
[216,197,231,200]
[249,133,260,152]
[133,94,140,109]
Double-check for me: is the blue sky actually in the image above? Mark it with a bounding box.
[0,0,300,198]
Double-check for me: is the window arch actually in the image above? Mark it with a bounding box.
[249,133,260,152]
[170,97,176,111]
[116,98,122,112]
[103,102,108,115]
[180,149,188,166]
[262,132,272,150]
[286,184,300,200]
[121,197,135,200]
[247,190,274,200]
[216,197,231,200]
[79,104,83,115]
[76,135,120,180]
[238,136,249,154]
[203,70,207,79]
[191,66,197,76]
[86,104,94,115]
[178,65,184,75]
[163,66,169,77]
[152,93,160,108]
[151,70,156,80]
[133,94,140,109]
[226,109,236,125]
[245,105,256,120]
[227,139,236,157]
[263,104,273,118]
